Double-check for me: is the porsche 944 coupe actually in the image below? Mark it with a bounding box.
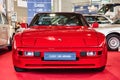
[12,12,107,72]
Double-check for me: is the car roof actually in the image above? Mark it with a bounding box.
[37,12,83,15]
[83,14,106,17]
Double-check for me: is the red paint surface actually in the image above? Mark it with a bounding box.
[0,48,120,80]
[13,25,107,69]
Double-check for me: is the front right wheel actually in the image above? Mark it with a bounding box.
[7,37,12,51]
[107,34,120,51]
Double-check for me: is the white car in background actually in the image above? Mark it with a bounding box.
[84,14,113,25]
[0,12,15,50]
[84,14,120,51]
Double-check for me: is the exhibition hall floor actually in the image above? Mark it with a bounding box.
[0,48,120,80]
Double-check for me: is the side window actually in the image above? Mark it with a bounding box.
[2,14,8,24]
[97,16,110,24]
[110,7,114,12]
[0,14,2,24]
[114,19,120,24]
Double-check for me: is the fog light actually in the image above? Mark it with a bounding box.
[87,52,96,56]
[80,52,87,56]
[24,52,34,56]
[34,52,40,57]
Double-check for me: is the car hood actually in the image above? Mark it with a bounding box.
[15,26,103,47]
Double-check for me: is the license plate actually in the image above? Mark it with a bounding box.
[44,52,76,61]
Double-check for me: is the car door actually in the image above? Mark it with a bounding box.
[0,13,8,45]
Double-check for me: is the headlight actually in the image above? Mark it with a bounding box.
[80,51,96,56]
[24,51,40,57]
[24,52,34,56]
[87,52,96,56]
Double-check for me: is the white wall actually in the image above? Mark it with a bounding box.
[52,0,91,12]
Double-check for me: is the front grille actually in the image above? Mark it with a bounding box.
[41,57,79,61]
[25,64,95,67]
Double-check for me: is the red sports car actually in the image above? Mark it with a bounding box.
[12,12,107,72]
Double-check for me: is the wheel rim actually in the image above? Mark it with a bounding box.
[108,37,120,49]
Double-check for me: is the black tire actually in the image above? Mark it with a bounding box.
[106,34,120,51]
[14,66,27,72]
[96,66,105,72]
[7,46,12,51]
[7,37,12,51]
[93,66,105,72]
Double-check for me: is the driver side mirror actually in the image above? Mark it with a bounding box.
[91,22,99,28]
[20,23,28,28]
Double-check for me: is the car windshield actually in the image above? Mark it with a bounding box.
[30,13,88,27]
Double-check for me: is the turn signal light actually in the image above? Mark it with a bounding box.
[34,52,40,57]
[80,52,87,56]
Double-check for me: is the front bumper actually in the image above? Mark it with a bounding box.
[12,47,107,69]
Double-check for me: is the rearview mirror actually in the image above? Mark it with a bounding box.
[20,23,28,28]
[91,22,99,28]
